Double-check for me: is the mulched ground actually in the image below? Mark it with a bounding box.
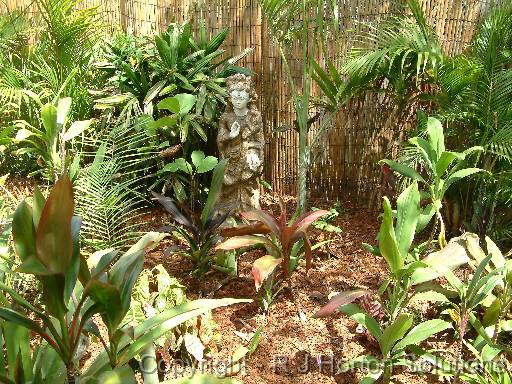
[140,192,445,384]
[3,176,449,383]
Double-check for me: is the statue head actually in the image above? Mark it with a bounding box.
[225,74,257,114]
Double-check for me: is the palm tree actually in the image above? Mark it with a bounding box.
[260,0,340,214]
[0,0,100,176]
[435,5,512,241]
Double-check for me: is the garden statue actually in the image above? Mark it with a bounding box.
[217,74,264,214]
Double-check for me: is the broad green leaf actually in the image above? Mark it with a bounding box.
[173,158,193,174]
[482,298,501,327]
[32,186,45,227]
[191,150,206,168]
[380,160,424,183]
[417,203,436,232]
[395,181,420,259]
[410,234,470,285]
[380,314,413,356]
[196,156,218,174]
[409,137,436,173]
[3,322,32,381]
[41,275,67,319]
[200,159,226,225]
[313,289,370,318]
[436,151,465,176]
[87,279,123,332]
[378,197,403,274]
[339,303,382,342]
[426,117,445,160]
[63,120,93,141]
[392,319,451,352]
[56,97,72,127]
[40,104,58,143]
[252,255,283,290]
[35,176,74,274]
[157,97,180,114]
[443,168,483,195]
[174,93,197,116]
[12,201,36,264]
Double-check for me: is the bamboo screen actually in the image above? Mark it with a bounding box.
[0,0,501,207]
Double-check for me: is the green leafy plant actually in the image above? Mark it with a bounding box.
[0,175,249,382]
[314,297,451,384]
[311,204,342,233]
[216,201,328,309]
[123,265,220,368]
[96,20,251,139]
[155,150,219,206]
[1,0,100,177]
[152,159,229,277]
[381,116,483,247]
[363,180,476,320]
[14,97,93,182]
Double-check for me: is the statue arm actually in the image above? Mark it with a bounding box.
[244,113,265,173]
[246,113,265,155]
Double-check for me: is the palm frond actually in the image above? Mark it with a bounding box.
[75,119,159,251]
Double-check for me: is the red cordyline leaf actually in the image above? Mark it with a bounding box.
[215,235,270,251]
[313,289,370,318]
[280,226,296,277]
[35,176,74,274]
[293,210,329,234]
[252,255,282,290]
[241,210,281,236]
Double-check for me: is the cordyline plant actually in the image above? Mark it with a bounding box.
[0,176,249,383]
[152,159,231,277]
[14,97,92,182]
[381,116,483,247]
[315,298,451,384]
[216,201,328,308]
[363,180,473,320]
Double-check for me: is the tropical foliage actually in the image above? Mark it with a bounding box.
[0,1,511,383]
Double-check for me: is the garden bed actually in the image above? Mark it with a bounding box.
[130,193,441,384]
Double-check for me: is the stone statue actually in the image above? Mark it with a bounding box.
[217,74,264,214]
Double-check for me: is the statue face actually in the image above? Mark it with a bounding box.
[229,89,250,110]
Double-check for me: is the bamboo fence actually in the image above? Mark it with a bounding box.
[0,0,502,208]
